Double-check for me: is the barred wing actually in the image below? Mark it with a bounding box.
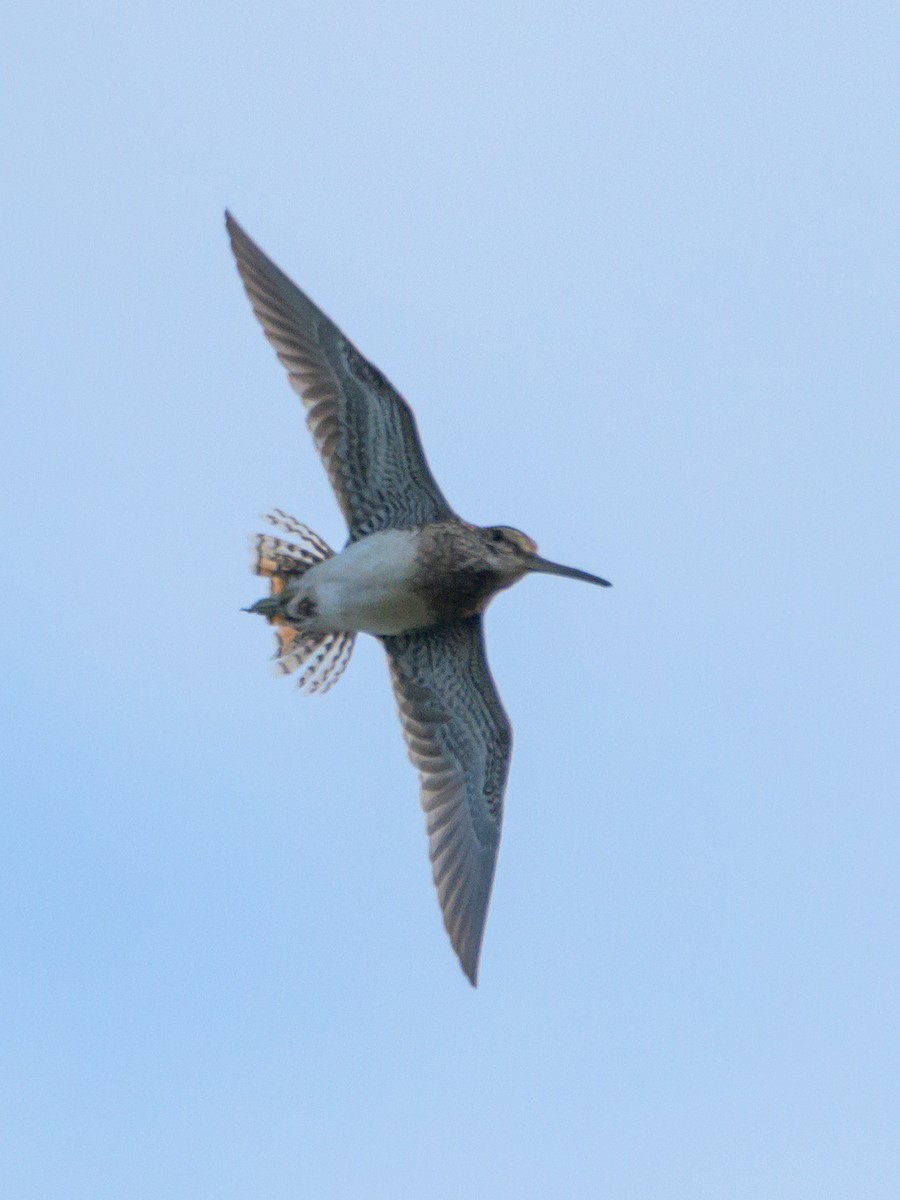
[226,213,455,540]
[383,617,511,985]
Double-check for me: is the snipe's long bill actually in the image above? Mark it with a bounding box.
[227,212,611,985]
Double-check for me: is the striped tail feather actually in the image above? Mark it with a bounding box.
[250,510,355,694]
[292,630,356,694]
[252,510,335,580]
[272,626,356,694]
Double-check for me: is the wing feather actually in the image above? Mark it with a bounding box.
[383,617,511,985]
[226,212,455,539]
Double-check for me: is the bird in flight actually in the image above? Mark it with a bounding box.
[227,213,611,984]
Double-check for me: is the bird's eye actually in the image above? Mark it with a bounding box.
[489,529,506,544]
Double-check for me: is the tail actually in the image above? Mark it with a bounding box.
[250,510,356,695]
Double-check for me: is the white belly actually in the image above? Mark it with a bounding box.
[302,530,434,636]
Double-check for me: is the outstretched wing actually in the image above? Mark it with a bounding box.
[226,213,455,540]
[383,616,511,985]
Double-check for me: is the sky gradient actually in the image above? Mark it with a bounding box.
[3,3,898,1197]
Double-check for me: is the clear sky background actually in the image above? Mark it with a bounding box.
[2,3,897,1197]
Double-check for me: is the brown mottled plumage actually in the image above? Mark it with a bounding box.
[411,522,537,623]
[228,212,611,985]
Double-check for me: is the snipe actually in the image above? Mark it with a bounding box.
[228,213,610,984]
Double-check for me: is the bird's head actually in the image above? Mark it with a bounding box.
[477,525,612,589]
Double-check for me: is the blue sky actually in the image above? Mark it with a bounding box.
[2,3,897,1197]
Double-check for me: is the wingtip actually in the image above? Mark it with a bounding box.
[457,941,482,987]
